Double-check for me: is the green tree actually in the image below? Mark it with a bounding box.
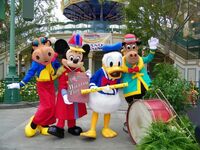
[124,0,198,55]
[0,0,61,54]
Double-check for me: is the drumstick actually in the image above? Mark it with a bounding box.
[81,82,128,95]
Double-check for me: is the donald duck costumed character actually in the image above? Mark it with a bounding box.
[81,42,124,138]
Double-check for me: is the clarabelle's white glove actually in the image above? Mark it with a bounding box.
[7,83,20,89]
[61,89,72,105]
[148,37,159,50]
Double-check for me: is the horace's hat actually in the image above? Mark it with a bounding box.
[124,34,139,44]
[68,34,85,53]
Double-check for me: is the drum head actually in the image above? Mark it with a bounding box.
[127,100,153,144]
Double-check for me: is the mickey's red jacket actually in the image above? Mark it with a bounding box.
[55,66,87,120]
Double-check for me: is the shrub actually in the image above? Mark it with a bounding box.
[144,63,191,114]
[0,80,38,102]
[0,80,5,103]
[20,81,39,102]
[136,121,199,150]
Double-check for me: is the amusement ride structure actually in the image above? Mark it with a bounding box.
[60,0,125,33]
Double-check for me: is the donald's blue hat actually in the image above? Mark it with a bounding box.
[102,42,122,53]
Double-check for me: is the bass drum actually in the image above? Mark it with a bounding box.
[127,99,174,144]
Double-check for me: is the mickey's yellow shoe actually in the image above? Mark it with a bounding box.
[38,126,49,135]
[80,130,97,138]
[24,116,37,137]
[101,128,117,138]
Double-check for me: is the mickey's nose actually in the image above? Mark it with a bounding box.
[73,59,79,64]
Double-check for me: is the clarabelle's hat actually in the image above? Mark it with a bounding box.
[68,34,85,53]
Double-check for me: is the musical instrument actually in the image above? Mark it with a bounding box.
[127,99,174,144]
[81,82,128,95]
[126,89,196,144]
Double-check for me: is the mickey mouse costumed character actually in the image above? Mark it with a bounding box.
[80,42,124,138]
[7,36,60,137]
[48,34,90,138]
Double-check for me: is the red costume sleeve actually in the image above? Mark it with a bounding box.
[58,71,68,90]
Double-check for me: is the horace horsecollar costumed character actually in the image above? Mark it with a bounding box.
[122,34,159,104]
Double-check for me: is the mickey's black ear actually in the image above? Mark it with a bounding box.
[122,42,126,46]
[54,39,70,55]
[82,44,90,55]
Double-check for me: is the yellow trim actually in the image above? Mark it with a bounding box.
[124,76,149,97]
[70,46,85,53]
[137,56,144,71]
[122,56,144,73]
[56,66,66,77]
[36,64,58,81]
[150,50,155,54]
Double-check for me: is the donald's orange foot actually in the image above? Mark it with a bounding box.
[101,128,117,138]
[80,130,97,138]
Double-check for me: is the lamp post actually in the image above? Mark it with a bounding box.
[4,0,20,103]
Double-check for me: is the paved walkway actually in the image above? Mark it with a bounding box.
[0,100,135,150]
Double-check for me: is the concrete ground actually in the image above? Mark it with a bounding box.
[0,100,135,150]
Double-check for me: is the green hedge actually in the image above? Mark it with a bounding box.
[136,119,199,150]
[144,63,192,114]
[0,80,38,102]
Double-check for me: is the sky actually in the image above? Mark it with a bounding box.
[54,0,67,22]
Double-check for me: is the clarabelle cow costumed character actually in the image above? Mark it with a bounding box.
[7,36,60,137]
[81,42,126,138]
[48,34,90,138]
[121,34,159,104]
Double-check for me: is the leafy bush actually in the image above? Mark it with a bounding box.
[0,80,38,102]
[136,121,200,150]
[0,80,5,103]
[20,81,38,102]
[144,63,191,113]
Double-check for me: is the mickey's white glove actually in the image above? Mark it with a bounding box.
[61,89,72,105]
[7,83,20,89]
[85,69,92,79]
[148,37,159,50]
[102,85,114,94]
[63,94,73,105]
